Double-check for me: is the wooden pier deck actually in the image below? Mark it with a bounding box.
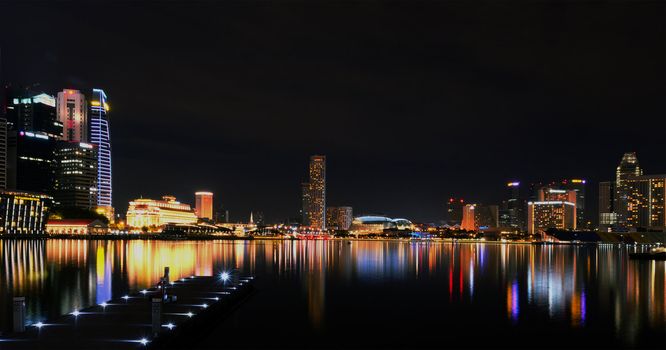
[0,274,254,349]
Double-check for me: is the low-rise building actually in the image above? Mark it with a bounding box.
[126,195,197,229]
[46,219,108,235]
[0,190,52,234]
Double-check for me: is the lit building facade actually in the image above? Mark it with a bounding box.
[527,201,576,235]
[326,206,353,230]
[499,182,525,230]
[461,204,475,231]
[626,175,665,231]
[615,152,642,227]
[302,155,326,229]
[599,181,617,231]
[349,216,413,235]
[195,191,213,220]
[89,89,113,220]
[53,141,97,209]
[46,219,108,235]
[126,195,197,229]
[0,190,52,234]
[56,89,87,142]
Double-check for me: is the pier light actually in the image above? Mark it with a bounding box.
[34,322,44,329]
[122,295,130,300]
[220,272,230,282]
[187,312,194,318]
[164,323,175,330]
[202,304,208,309]
[100,302,108,308]
[71,310,80,317]
[140,289,148,294]
[214,297,219,301]
[169,281,175,285]
[190,275,195,279]
[181,278,186,282]
[139,338,149,346]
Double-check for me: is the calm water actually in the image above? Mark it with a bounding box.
[0,239,664,348]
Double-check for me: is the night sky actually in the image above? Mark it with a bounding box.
[1,0,664,223]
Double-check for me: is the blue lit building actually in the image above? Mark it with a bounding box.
[89,89,113,220]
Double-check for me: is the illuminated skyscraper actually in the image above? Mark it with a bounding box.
[461,204,475,231]
[615,152,642,227]
[626,175,665,231]
[527,201,576,235]
[89,89,113,220]
[326,206,353,230]
[195,191,213,220]
[499,182,525,230]
[598,181,616,231]
[53,141,97,209]
[57,89,87,142]
[302,155,326,229]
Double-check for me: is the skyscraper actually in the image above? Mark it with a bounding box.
[0,117,6,190]
[326,206,353,230]
[615,152,642,227]
[527,201,576,235]
[446,197,464,225]
[461,204,475,231]
[57,89,87,142]
[195,191,214,220]
[89,89,113,220]
[598,181,616,231]
[626,174,665,231]
[53,141,97,209]
[302,155,326,229]
[499,182,525,230]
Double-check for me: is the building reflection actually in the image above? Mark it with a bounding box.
[0,239,664,345]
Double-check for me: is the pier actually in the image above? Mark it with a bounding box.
[1,269,254,349]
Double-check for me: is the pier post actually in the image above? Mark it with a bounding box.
[152,298,162,335]
[13,297,26,333]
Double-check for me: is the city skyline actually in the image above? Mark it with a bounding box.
[0,1,663,224]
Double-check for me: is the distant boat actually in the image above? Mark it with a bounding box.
[629,247,666,260]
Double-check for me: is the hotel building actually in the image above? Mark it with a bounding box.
[527,201,576,235]
[615,152,642,227]
[126,195,197,229]
[0,190,52,234]
[195,191,213,220]
[626,174,665,231]
[302,155,326,229]
[461,204,475,231]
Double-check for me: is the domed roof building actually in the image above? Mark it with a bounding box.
[350,216,414,235]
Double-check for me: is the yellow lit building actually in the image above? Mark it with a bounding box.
[527,201,576,235]
[195,191,213,220]
[126,195,197,229]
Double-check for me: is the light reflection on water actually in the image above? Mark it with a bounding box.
[0,239,664,347]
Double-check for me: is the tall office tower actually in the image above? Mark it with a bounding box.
[326,206,353,230]
[500,182,525,230]
[301,182,311,226]
[305,155,326,229]
[461,204,476,231]
[53,141,97,209]
[446,198,464,225]
[0,118,6,190]
[474,205,499,228]
[598,181,616,231]
[538,187,577,204]
[626,175,666,231]
[527,201,576,235]
[56,89,87,142]
[5,89,63,138]
[195,191,214,220]
[615,152,642,228]
[89,89,113,221]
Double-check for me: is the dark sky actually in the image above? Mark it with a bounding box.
[1,0,664,223]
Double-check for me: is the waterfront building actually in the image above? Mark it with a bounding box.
[0,190,52,234]
[527,201,576,235]
[461,204,475,231]
[7,130,57,193]
[0,117,7,190]
[46,219,108,235]
[56,89,87,142]
[53,141,97,209]
[626,174,666,231]
[445,197,464,225]
[89,89,113,221]
[499,182,525,230]
[326,206,353,230]
[195,191,213,220]
[615,152,642,227]
[538,187,577,204]
[126,195,197,229]
[302,155,326,229]
[349,216,413,235]
[599,181,617,231]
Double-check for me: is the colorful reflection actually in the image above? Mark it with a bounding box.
[0,240,664,346]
